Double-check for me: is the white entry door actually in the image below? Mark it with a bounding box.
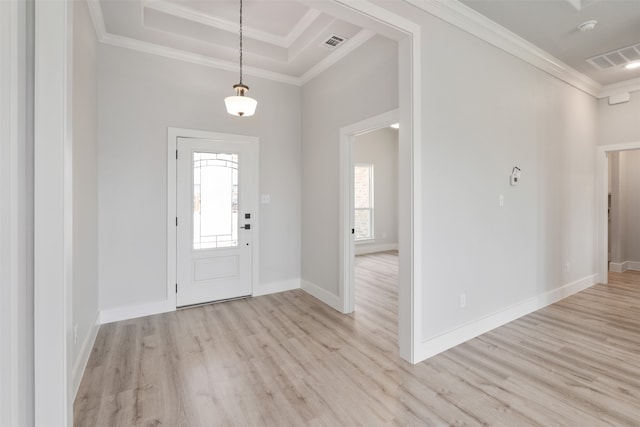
[176,137,257,307]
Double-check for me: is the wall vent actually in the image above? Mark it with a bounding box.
[587,43,640,70]
[322,34,347,50]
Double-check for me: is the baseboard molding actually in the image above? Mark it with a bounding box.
[355,242,398,256]
[253,278,300,297]
[99,299,174,324]
[72,312,100,399]
[610,262,625,273]
[609,260,640,273]
[301,280,343,312]
[415,273,598,363]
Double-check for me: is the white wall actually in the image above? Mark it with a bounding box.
[301,35,399,298]
[0,0,34,424]
[301,3,599,355]
[598,91,640,145]
[416,9,598,341]
[354,127,398,255]
[98,45,302,313]
[72,0,100,394]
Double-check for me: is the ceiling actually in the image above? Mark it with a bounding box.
[97,0,375,84]
[94,0,640,88]
[460,0,640,86]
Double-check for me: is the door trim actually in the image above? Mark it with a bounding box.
[167,127,259,310]
[339,109,399,315]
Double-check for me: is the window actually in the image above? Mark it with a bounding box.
[354,163,374,240]
[192,152,239,249]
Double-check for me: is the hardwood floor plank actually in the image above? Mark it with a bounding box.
[75,252,640,426]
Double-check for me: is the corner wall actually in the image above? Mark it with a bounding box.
[416,8,598,349]
[71,0,100,395]
[301,35,399,303]
[98,45,302,317]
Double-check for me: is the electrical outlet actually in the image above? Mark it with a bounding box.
[565,261,570,273]
[499,194,504,207]
[73,324,78,345]
[460,294,466,308]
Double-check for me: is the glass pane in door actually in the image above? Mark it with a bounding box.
[193,152,238,249]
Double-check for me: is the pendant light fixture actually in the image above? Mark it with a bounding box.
[225,0,257,117]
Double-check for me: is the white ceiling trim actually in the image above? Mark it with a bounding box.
[287,17,337,63]
[284,9,323,47]
[598,77,640,99]
[404,0,603,97]
[103,32,302,85]
[87,0,107,38]
[87,0,301,85]
[143,0,286,48]
[300,29,375,84]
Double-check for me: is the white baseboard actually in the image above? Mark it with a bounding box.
[301,279,343,312]
[99,299,174,324]
[609,262,625,272]
[253,278,300,297]
[609,260,640,273]
[355,242,398,256]
[415,273,598,363]
[72,312,100,399]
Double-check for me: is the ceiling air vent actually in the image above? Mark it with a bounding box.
[322,34,347,50]
[587,43,640,70]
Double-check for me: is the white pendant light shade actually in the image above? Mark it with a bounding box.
[225,84,257,117]
[225,95,257,117]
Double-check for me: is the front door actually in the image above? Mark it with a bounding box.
[176,137,257,307]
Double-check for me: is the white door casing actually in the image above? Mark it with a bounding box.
[174,134,258,307]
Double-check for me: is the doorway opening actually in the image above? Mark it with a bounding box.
[339,110,398,314]
[596,142,640,285]
[352,124,400,342]
[602,146,640,279]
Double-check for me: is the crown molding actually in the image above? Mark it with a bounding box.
[142,0,322,49]
[86,0,378,87]
[87,0,301,85]
[102,32,303,85]
[284,8,323,47]
[300,29,375,84]
[598,77,640,99]
[404,0,603,98]
[86,0,106,39]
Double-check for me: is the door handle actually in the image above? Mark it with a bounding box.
[241,224,251,230]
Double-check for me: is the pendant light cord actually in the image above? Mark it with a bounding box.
[239,0,243,86]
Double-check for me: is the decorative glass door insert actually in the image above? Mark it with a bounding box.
[192,152,238,249]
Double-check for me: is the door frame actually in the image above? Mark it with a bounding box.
[329,3,421,363]
[339,109,399,314]
[167,127,260,309]
[596,141,640,285]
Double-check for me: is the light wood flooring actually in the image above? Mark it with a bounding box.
[75,253,640,426]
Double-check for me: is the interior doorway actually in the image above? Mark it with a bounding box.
[339,110,398,314]
[352,126,400,318]
[351,125,400,341]
[596,141,640,284]
[605,147,640,276]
